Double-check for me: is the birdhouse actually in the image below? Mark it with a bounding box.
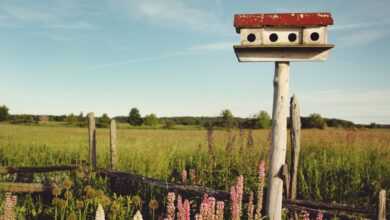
[233,12,334,62]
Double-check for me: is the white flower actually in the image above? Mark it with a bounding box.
[95,204,105,220]
[133,210,143,220]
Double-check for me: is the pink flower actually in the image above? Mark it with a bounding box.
[316,211,323,220]
[181,170,188,184]
[166,192,176,219]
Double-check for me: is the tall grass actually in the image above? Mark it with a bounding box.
[0,124,389,208]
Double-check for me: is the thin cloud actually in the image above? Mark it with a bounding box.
[189,42,233,51]
[119,0,229,34]
[0,2,98,30]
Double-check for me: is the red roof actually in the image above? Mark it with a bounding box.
[234,12,333,31]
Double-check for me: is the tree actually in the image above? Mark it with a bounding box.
[308,113,327,129]
[97,113,111,128]
[0,105,9,121]
[221,109,235,129]
[143,114,159,127]
[129,108,143,126]
[256,111,272,129]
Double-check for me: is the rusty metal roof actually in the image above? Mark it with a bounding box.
[234,12,334,32]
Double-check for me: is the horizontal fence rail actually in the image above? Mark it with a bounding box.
[0,165,79,175]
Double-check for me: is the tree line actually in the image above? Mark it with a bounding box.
[0,105,387,129]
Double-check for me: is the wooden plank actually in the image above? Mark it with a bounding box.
[378,190,386,220]
[234,45,334,62]
[110,120,117,170]
[88,112,97,170]
[289,95,301,200]
[266,61,290,220]
[0,182,52,193]
[0,165,78,175]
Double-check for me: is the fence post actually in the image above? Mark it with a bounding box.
[266,62,290,220]
[88,113,97,170]
[110,119,117,170]
[378,189,386,220]
[290,95,301,200]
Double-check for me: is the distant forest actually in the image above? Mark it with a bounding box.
[1,105,388,129]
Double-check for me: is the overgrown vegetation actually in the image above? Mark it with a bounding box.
[0,124,389,219]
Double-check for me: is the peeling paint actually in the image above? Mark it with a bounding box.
[234,12,333,32]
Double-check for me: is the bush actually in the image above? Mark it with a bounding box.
[308,113,327,129]
[0,105,9,121]
[129,108,143,126]
[143,114,159,127]
[256,111,272,129]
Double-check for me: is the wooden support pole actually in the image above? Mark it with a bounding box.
[378,190,386,220]
[281,164,290,200]
[266,61,290,220]
[290,95,301,200]
[88,112,97,170]
[110,119,117,170]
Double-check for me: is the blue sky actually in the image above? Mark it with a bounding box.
[0,0,389,124]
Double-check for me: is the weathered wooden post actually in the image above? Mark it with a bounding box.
[110,119,117,170]
[378,189,386,220]
[88,112,97,170]
[290,95,301,200]
[233,12,334,220]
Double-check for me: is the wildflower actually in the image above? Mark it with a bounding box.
[166,192,176,220]
[216,201,224,220]
[189,169,196,184]
[181,169,188,184]
[67,212,77,220]
[177,195,183,220]
[255,160,266,220]
[132,195,142,209]
[301,210,310,220]
[195,214,203,220]
[84,185,96,199]
[149,199,159,210]
[247,192,254,220]
[149,199,159,220]
[208,196,216,219]
[111,201,121,215]
[230,186,239,220]
[76,200,84,209]
[2,193,17,220]
[95,203,105,220]
[183,199,190,220]
[316,211,324,220]
[63,178,73,190]
[51,184,62,197]
[133,210,143,220]
[64,191,73,200]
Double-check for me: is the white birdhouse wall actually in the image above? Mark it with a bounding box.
[240,29,263,45]
[240,26,328,46]
[303,27,327,44]
[263,28,301,45]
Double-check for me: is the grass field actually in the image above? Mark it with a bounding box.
[0,123,389,219]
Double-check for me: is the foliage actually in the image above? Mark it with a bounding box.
[256,111,272,129]
[143,114,159,127]
[128,108,143,126]
[97,114,110,128]
[0,105,9,121]
[0,124,389,219]
[221,109,236,129]
[307,113,327,129]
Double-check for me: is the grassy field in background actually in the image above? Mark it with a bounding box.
[0,123,389,208]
